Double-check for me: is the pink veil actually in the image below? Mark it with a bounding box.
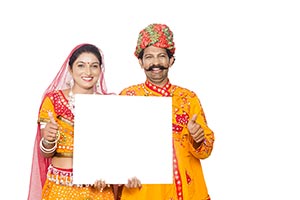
[27,43,112,200]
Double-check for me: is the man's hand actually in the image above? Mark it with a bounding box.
[187,114,205,143]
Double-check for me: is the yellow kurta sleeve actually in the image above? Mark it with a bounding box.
[188,94,215,159]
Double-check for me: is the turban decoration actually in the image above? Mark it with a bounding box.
[134,23,176,58]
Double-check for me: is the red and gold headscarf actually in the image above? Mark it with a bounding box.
[134,23,176,58]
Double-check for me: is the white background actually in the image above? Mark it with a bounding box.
[0,0,299,199]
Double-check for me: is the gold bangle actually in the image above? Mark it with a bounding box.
[40,139,57,153]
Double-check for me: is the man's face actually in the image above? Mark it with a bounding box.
[139,46,174,86]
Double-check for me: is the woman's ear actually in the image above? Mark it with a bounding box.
[68,65,73,74]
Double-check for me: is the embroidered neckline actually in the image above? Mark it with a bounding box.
[142,80,176,96]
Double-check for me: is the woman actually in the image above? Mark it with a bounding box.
[28,43,115,200]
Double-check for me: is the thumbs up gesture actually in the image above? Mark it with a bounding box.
[42,111,59,142]
[187,114,205,143]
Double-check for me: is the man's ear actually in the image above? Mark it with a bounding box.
[169,56,175,67]
[139,59,143,69]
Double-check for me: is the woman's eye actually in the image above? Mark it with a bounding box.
[92,64,100,68]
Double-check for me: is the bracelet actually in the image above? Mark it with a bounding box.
[40,138,57,153]
[42,131,60,145]
[42,137,55,146]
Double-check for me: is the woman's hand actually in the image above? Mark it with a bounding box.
[42,112,59,142]
[125,177,142,189]
[94,179,108,192]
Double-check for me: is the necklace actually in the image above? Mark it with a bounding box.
[68,89,97,113]
[68,89,75,113]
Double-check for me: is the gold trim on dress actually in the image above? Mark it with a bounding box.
[38,118,51,124]
[57,115,74,126]
[54,152,73,158]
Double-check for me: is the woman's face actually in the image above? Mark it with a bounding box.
[70,52,101,93]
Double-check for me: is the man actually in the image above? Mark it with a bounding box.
[119,23,215,200]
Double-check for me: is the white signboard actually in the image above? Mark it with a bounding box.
[72,94,173,185]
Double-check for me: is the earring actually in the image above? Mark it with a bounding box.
[94,81,100,94]
[67,79,74,89]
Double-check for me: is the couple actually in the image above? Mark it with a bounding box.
[28,23,215,200]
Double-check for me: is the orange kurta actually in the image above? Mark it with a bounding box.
[119,81,214,200]
[39,90,115,200]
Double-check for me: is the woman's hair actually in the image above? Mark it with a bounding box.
[69,44,102,68]
[40,43,111,98]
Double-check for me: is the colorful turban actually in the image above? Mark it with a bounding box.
[134,23,176,58]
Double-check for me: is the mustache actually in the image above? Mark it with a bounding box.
[145,65,169,71]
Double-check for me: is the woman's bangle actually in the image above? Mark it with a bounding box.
[41,137,54,146]
[40,138,57,153]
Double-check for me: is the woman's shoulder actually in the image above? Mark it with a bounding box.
[45,90,61,96]
[44,90,68,100]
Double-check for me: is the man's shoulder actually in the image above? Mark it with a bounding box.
[173,84,195,94]
[120,83,144,95]
[121,83,144,90]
